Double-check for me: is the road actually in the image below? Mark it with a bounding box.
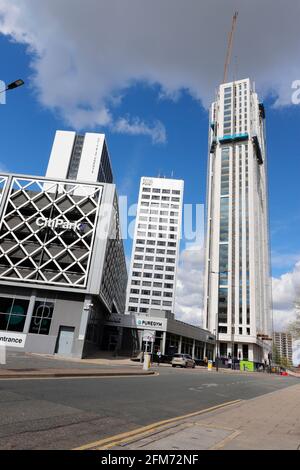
[0,367,297,450]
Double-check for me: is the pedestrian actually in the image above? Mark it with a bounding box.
[157,349,162,366]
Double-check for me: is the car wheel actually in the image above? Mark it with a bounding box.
[172,365,176,368]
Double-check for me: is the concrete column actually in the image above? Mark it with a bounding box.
[178,336,182,354]
[192,339,195,359]
[203,342,207,360]
[78,295,92,340]
[23,291,36,334]
[161,331,167,355]
[248,344,254,362]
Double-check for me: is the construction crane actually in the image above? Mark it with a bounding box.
[223,11,238,84]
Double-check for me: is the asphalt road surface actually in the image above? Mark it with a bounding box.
[0,367,297,450]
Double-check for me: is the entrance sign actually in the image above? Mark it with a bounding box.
[0,332,26,348]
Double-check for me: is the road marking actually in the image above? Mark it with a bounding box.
[74,399,242,450]
[209,429,242,450]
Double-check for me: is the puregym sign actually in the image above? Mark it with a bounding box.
[36,217,83,232]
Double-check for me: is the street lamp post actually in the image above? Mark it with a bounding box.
[0,79,25,98]
[210,270,231,372]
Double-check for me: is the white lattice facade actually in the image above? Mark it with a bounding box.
[0,177,102,289]
[0,173,127,358]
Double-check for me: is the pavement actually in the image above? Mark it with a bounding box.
[0,351,154,378]
[101,383,300,450]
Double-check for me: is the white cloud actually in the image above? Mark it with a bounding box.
[175,245,204,327]
[113,117,166,144]
[0,0,300,140]
[272,261,300,365]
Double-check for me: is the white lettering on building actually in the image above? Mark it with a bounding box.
[36,217,83,231]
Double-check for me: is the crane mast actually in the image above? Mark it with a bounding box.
[223,11,238,84]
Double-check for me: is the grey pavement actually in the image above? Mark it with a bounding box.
[0,351,141,370]
[0,351,154,378]
[111,383,300,450]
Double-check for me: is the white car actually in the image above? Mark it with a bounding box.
[171,353,196,368]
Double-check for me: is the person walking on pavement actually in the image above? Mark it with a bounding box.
[157,349,162,366]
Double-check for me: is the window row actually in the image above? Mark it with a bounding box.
[130,289,173,297]
[128,298,173,307]
[140,202,180,211]
[135,247,176,255]
[136,233,178,241]
[138,217,178,224]
[136,240,177,247]
[132,264,176,271]
[132,272,174,280]
[142,188,181,195]
[131,280,174,288]
[141,195,180,202]
[137,224,178,231]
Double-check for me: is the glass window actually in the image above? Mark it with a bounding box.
[218,288,228,323]
[219,245,229,284]
[220,198,229,242]
[153,291,162,297]
[0,297,29,333]
[29,300,54,335]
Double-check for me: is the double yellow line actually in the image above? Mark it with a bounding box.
[74,399,241,450]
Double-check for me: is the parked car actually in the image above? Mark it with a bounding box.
[171,353,196,368]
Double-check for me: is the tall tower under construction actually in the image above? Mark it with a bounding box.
[204,78,272,364]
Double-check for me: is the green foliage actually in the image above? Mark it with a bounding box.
[272,344,292,369]
[288,309,300,340]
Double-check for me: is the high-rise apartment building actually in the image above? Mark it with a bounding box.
[126,177,184,315]
[204,78,272,364]
[46,131,113,184]
[273,332,293,364]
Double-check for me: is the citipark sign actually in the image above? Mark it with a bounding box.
[36,217,85,232]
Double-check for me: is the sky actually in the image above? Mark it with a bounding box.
[0,0,300,363]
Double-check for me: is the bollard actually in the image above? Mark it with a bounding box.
[143,353,151,371]
[0,345,6,365]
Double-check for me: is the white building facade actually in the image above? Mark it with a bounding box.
[46,131,113,184]
[273,332,293,364]
[204,78,272,365]
[126,177,184,316]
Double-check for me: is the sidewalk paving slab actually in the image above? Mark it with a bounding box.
[109,384,300,450]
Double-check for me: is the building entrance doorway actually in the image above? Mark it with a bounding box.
[56,326,74,355]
